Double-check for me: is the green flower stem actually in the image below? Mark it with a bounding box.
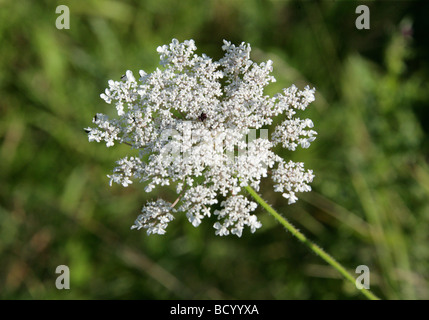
[244,185,380,300]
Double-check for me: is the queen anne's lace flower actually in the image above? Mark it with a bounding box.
[131,199,175,235]
[86,39,317,237]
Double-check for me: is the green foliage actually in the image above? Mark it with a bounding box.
[1,0,428,299]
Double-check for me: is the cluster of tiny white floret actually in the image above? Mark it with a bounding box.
[131,199,175,235]
[86,39,317,236]
[213,195,260,237]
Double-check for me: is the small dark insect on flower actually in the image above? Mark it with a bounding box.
[199,112,207,122]
[121,74,127,81]
[93,114,98,122]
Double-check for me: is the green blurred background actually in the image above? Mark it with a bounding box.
[1,0,429,299]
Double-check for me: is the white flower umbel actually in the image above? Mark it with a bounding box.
[131,199,175,235]
[86,39,317,237]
